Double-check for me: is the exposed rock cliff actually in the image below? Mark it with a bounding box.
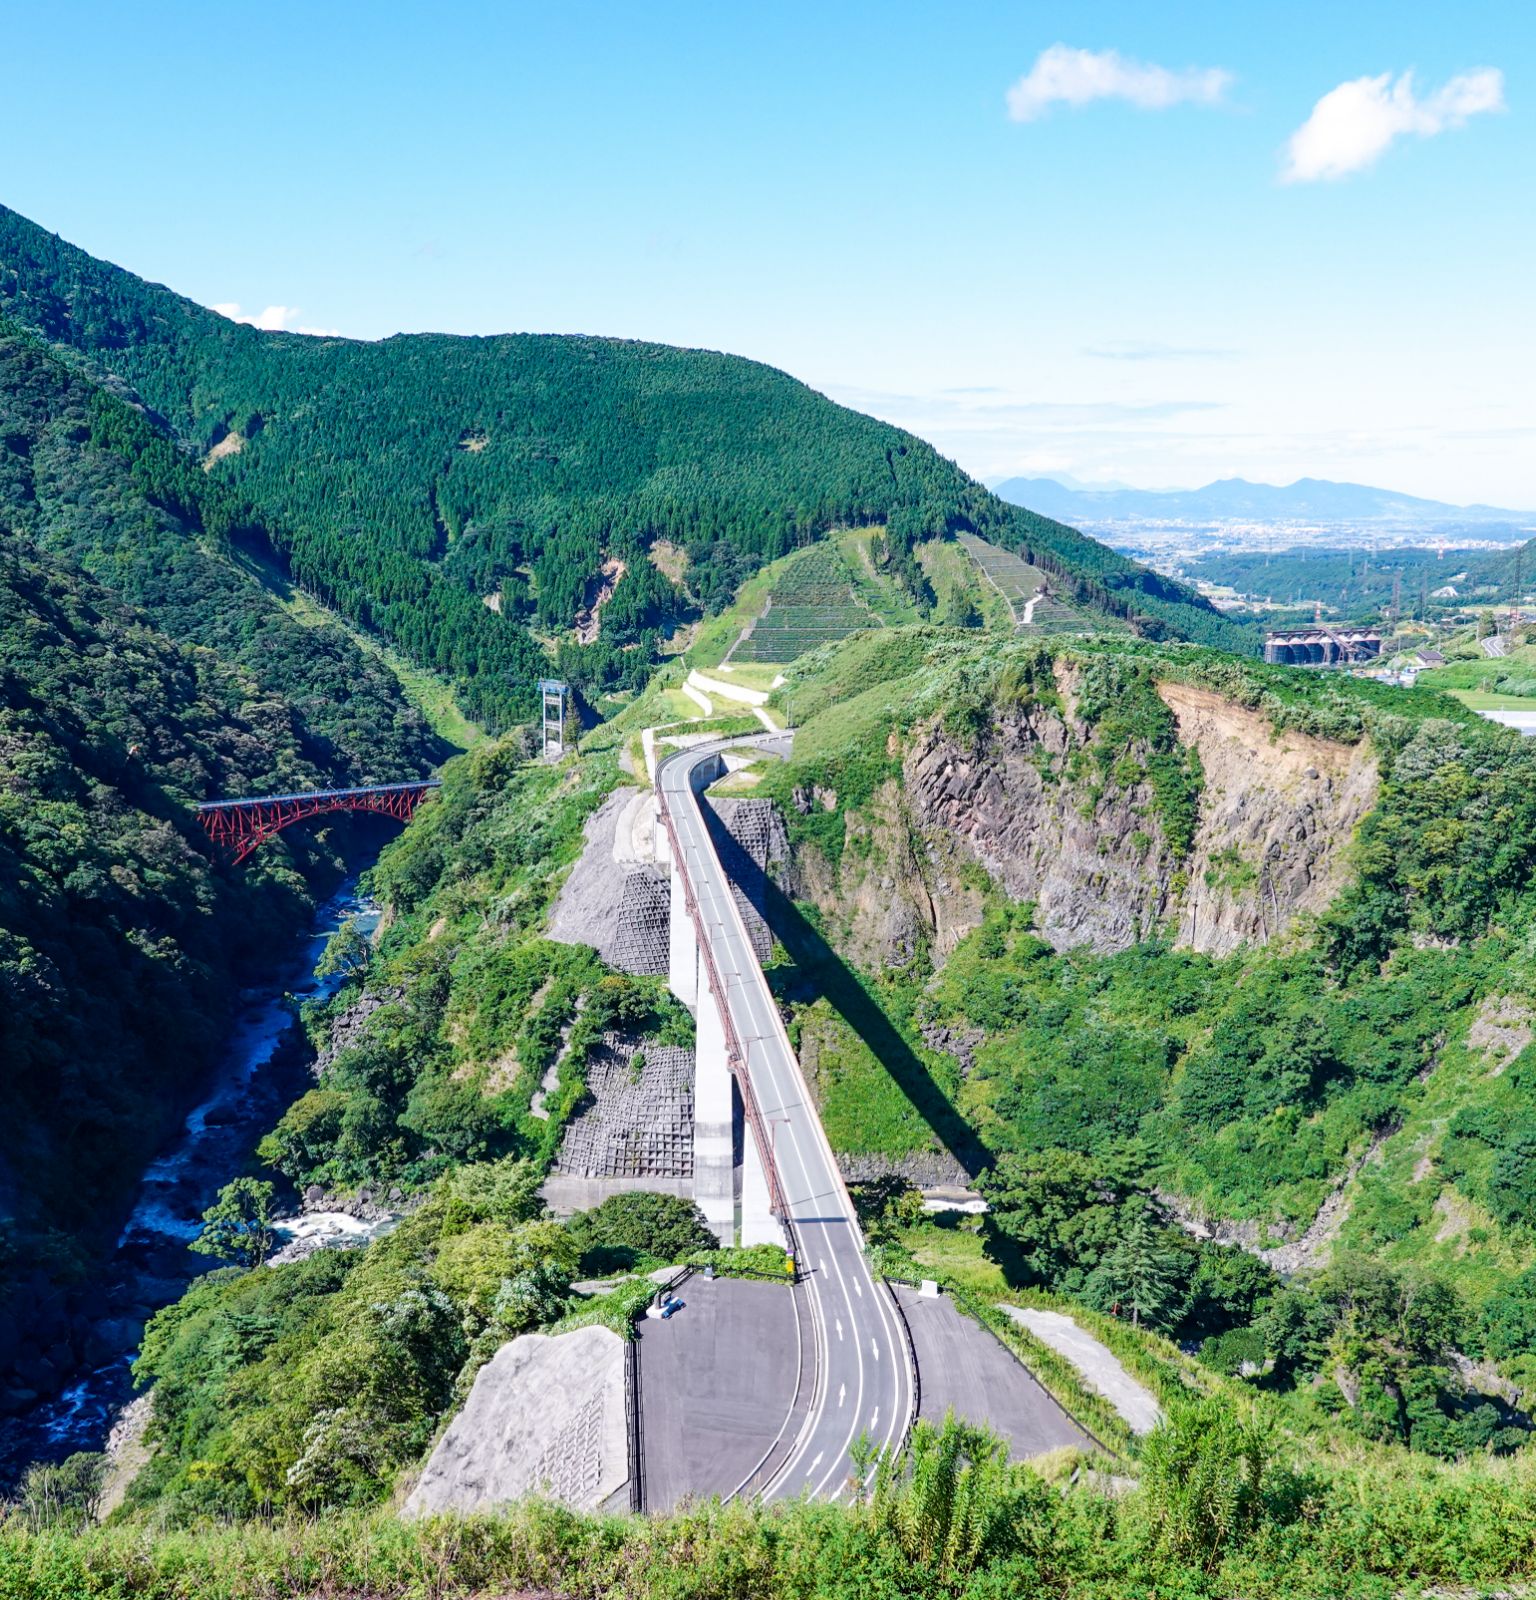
[1157,683,1379,957]
[786,671,1378,963]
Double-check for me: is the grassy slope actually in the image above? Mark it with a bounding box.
[235,549,483,750]
[1417,639,1536,711]
[760,628,1536,1286]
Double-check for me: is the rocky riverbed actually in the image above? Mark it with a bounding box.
[0,879,383,1489]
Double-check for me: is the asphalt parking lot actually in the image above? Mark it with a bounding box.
[635,1274,806,1510]
[893,1284,1092,1460]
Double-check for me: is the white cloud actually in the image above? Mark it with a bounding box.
[1281,67,1505,183]
[211,301,341,337]
[1005,44,1232,122]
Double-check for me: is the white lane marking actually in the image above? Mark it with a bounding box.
[806,1239,867,1501]
[836,1317,844,1342]
[838,1383,846,1408]
[871,1338,880,1361]
[669,743,877,1503]
[820,1258,828,1273]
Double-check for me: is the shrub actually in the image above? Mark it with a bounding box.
[565,1191,716,1275]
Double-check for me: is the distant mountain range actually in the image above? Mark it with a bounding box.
[993,475,1534,528]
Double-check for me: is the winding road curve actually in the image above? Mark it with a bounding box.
[657,738,915,1500]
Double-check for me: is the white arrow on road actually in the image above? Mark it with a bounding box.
[853,1280,863,1298]
[835,1317,844,1342]
[810,1452,824,1473]
[838,1383,846,1408]
[871,1338,881,1361]
[870,1408,880,1430]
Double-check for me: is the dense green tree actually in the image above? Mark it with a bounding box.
[13,1451,105,1532]
[979,1149,1128,1286]
[1083,1207,1189,1329]
[565,1190,716,1274]
[191,1178,277,1269]
[315,918,372,982]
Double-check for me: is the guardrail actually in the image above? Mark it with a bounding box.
[196,779,441,810]
[624,1332,643,1511]
[881,1277,922,1454]
[655,773,797,1263]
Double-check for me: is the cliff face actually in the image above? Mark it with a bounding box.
[1156,682,1379,956]
[788,672,1379,964]
[786,775,988,973]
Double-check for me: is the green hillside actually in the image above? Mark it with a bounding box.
[726,532,927,664]
[0,204,1252,726]
[0,320,442,1411]
[0,527,373,1313]
[756,628,1536,1458]
[0,320,444,780]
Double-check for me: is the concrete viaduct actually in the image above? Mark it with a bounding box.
[655,736,915,1498]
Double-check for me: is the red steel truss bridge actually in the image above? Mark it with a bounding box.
[197,780,442,864]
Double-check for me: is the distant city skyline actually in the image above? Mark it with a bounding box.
[6,0,1531,503]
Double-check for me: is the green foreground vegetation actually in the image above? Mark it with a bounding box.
[17,1403,1536,1598]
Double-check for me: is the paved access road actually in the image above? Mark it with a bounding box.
[636,1275,806,1510]
[894,1286,1090,1459]
[658,738,914,1501]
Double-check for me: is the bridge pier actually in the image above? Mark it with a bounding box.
[694,978,737,1246]
[740,1111,782,1247]
[668,863,699,1010]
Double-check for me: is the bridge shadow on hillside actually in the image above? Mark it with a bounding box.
[701,801,991,1182]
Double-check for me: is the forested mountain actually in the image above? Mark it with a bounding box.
[0,204,1251,724]
[0,526,367,1345]
[0,315,442,1414]
[0,321,443,782]
[1473,534,1536,597]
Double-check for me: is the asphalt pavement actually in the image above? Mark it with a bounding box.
[894,1286,1092,1459]
[635,1275,806,1510]
[658,739,915,1501]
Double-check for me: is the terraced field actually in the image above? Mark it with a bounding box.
[957,533,1110,635]
[731,544,882,663]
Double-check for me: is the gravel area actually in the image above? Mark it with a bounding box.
[1002,1307,1162,1435]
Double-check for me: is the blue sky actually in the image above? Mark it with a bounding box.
[7,0,1533,503]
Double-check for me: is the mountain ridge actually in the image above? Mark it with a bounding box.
[0,201,1254,725]
[994,474,1534,527]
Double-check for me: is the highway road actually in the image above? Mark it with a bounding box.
[657,737,914,1500]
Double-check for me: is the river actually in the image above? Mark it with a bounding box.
[0,874,386,1486]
